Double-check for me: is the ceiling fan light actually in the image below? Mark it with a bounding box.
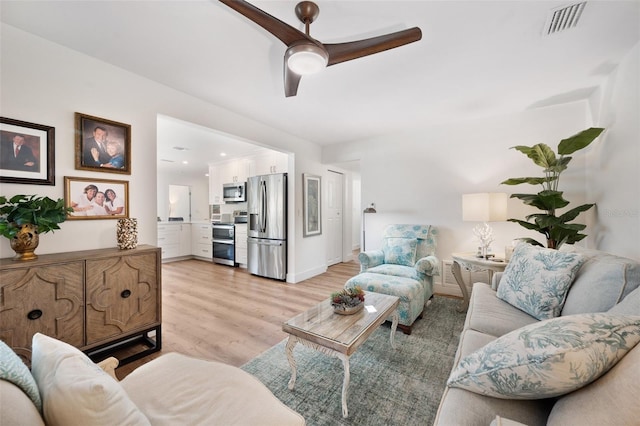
[286,44,328,75]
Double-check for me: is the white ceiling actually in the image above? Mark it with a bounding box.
[2,1,639,175]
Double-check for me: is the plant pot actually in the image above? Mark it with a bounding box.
[333,303,364,315]
[10,223,39,261]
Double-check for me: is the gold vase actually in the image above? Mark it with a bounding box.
[10,223,39,261]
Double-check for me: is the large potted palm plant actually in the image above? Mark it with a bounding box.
[501,127,605,249]
[0,194,73,260]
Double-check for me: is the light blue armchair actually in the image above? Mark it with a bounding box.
[345,224,439,334]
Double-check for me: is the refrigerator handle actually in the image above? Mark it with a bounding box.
[261,180,267,233]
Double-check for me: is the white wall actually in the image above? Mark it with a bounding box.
[325,101,596,257]
[0,24,329,283]
[587,42,640,259]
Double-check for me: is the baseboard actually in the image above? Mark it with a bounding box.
[291,265,328,283]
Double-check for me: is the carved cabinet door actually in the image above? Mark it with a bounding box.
[85,252,160,345]
[0,262,84,365]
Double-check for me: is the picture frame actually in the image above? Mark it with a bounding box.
[0,117,55,185]
[303,173,322,237]
[65,176,129,220]
[75,112,131,174]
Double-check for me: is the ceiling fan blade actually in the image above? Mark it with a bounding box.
[284,58,302,97]
[324,27,422,66]
[219,0,310,46]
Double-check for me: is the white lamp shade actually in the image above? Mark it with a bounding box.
[462,193,508,222]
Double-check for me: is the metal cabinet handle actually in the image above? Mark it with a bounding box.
[27,309,43,320]
[121,289,132,298]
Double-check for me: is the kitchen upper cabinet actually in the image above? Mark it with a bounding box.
[209,166,222,204]
[220,159,250,184]
[249,151,288,176]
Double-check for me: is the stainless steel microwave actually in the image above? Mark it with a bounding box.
[222,182,246,203]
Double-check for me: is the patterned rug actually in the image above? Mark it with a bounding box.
[241,296,466,426]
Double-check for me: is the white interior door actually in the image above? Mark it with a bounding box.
[326,171,343,266]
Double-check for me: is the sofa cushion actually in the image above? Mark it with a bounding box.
[382,237,418,266]
[547,339,640,425]
[447,313,640,399]
[121,352,305,425]
[0,339,42,411]
[465,283,538,337]
[30,333,150,426]
[561,247,640,315]
[0,380,45,426]
[434,329,552,426]
[609,286,640,315]
[497,243,585,320]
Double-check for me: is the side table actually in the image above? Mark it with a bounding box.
[451,252,508,312]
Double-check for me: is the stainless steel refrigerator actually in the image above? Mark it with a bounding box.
[247,173,287,280]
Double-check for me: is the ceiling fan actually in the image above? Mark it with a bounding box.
[219,0,422,97]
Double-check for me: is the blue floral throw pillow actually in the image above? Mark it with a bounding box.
[448,313,640,399]
[497,243,585,320]
[0,340,42,411]
[382,237,418,267]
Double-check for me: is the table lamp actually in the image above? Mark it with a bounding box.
[462,193,507,258]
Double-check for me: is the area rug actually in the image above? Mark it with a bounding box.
[241,296,466,426]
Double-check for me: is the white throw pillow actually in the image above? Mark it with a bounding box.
[30,333,150,426]
[447,313,640,399]
[497,243,585,320]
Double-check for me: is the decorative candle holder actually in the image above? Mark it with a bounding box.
[117,218,137,250]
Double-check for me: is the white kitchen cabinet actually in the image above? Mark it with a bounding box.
[157,223,191,261]
[219,159,250,184]
[248,151,288,176]
[208,166,222,204]
[235,223,248,267]
[191,223,212,260]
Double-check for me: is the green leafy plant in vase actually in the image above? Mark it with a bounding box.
[501,127,604,249]
[0,194,73,260]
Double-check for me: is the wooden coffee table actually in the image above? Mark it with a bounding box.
[282,291,400,418]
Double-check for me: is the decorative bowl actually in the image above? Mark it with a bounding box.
[333,302,364,315]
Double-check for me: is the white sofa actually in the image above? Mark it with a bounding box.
[434,246,640,425]
[1,333,305,426]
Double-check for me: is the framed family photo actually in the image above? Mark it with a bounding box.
[303,173,322,237]
[0,117,55,185]
[75,112,131,174]
[65,176,129,220]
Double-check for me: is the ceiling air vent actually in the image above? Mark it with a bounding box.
[544,2,586,35]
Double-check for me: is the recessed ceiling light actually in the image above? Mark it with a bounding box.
[173,146,188,151]
[182,160,188,165]
[220,152,227,157]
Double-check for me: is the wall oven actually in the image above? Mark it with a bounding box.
[212,223,235,266]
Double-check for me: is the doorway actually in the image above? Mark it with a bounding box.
[326,170,344,266]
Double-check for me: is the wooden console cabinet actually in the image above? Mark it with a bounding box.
[0,245,161,366]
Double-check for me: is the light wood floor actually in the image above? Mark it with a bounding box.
[115,258,361,379]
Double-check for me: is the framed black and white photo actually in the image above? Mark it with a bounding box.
[303,173,322,237]
[0,117,55,185]
[65,176,129,220]
[75,112,131,174]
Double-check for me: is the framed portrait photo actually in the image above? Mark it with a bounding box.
[65,176,129,220]
[75,112,131,174]
[0,117,55,185]
[303,173,322,237]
